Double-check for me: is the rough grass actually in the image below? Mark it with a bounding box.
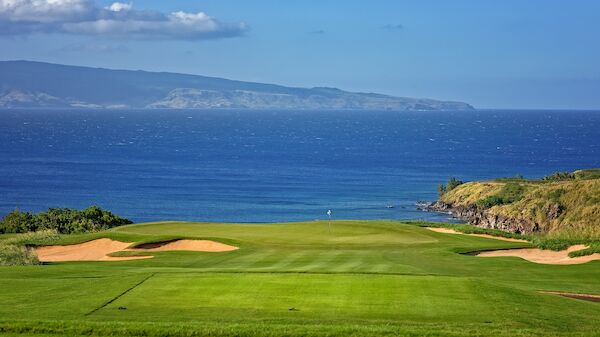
[0,230,60,266]
[5,230,61,246]
[0,320,588,337]
[0,244,39,266]
[575,168,600,180]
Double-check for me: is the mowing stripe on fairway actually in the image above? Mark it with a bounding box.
[85,273,156,316]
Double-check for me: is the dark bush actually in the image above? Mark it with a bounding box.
[0,206,132,234]
[438,177,464,197]
[542,171,575,182]
[447,177,464,192]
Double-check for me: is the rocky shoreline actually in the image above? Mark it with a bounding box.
[417,200,558,235]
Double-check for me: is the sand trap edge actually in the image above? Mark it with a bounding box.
[129,239,239,252]
[425,227,529,243]
[473,245,600,265]
[35,238,238,262]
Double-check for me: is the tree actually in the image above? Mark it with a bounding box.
[447,177,464,191]
[0,209,33,233]
[437,184,446,198]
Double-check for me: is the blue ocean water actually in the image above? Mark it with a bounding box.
[0,109,599,223]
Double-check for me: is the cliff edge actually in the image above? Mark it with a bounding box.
[425,169,600,240]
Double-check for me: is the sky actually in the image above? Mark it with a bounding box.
[1,0,599,109]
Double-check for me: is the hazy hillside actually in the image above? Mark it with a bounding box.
[0,61,474,110]
[433,169,600,239]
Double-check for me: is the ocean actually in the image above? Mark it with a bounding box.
[1,109,599,223]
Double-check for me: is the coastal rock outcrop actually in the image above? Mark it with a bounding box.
[420,171,600,238]
[422,201,540,235]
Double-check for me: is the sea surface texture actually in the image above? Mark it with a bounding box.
[1,109,599,223]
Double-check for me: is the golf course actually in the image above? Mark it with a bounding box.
[1,220,599,337]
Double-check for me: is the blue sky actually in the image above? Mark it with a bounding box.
[1,0,599,109]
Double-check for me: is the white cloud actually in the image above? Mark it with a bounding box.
[107,2,131,12]
[0,0,247,39]
[0,0,93,23]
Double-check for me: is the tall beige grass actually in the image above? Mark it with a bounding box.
[0,230,60,266]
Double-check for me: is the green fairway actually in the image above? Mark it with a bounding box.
[1,220,599,337]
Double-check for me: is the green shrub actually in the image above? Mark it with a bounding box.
[438,177,464,197]
[495,174,526,182]
[476,182,526,208]
[568,244,600,258]
[547,189,565,202]
[531,237,572,251]
[476,195,505,208]
[437,184,446,198]
[447,177,464,191]
[0,206,132,234]
[542,171,575,182]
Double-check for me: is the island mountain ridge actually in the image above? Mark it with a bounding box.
[0,60,474,110]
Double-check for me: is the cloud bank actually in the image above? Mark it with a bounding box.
[0,0,247,40]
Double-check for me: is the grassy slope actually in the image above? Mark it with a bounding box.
[1,220,599,337]
[441,175,600,240]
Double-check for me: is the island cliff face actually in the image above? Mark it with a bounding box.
[0,61,475,111]
[425,200,546,234]
[423,169,600,239]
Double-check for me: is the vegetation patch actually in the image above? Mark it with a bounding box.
[476,182,526,208]
[568,243,600,258]
[574,168,600,180]
[0,230,59,266]
[437,177,465,197]
[542,171,575,182]
[0,206,132,234]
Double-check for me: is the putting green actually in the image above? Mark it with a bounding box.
[116,220,438,246]
[0,220,598,337]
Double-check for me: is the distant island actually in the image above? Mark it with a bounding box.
[0,60,474,111]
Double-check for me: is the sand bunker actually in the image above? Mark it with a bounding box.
[35,238,152,262]
[131,239,238,252]
[541,291,600,302]
[36,238,238,262]
[426,227,529,243]
[475,245,600,265]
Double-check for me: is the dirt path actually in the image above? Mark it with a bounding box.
[425,227,529,243]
